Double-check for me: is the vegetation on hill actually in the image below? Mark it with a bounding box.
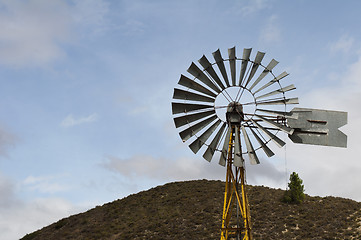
[22,180,361,240]
[282,172,305,204]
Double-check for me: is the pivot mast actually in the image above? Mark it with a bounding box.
[221,102,252,240]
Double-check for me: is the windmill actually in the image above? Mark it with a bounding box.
[171,47,347,240]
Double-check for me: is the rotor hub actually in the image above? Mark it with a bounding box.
[226,101,244,125]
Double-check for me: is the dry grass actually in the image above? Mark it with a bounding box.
[21,180,361,240]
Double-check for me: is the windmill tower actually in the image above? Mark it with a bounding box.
[171,47,347,240]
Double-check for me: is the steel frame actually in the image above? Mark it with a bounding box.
[220,126,252,240]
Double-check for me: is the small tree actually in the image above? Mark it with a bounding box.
[282,172,305,204]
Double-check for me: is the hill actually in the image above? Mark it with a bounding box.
[21,180,361,239]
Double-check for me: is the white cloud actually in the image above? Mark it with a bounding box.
[236,0,271,16]
[0,0,74,67]
[245,157,286,187]
[259,15,281,44]
[0,126,17,158]
[102,155,223,181]
[23,175,69,194]
[329,34,354,54]
[0,173,19,208]
[101,154,285,188]
[0,0,115,67]
[122,19,146,36]
[60,113,98,128]
[72,0,111,36]
[1,196,79,240]
[0,172,82,239]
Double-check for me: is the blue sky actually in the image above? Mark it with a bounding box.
[1,0,361,239]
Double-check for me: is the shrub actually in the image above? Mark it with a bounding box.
[282,172,305,204]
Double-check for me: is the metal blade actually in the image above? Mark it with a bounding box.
[187,62,221,94]
[249,127,275,157]
[198,55,226,90]
[248,59,279,91]
[244,51,265,88]
[179,115,218,142]
[241,125,260,164]
[174,110,216,128]
[228,47,236,86]
[257,97,299,106]
[172,102,213,114]
[219,126,232,166]
[288,108,348,148]
[257,109,298,119]
[213,49,230,87]
[251,119,285,147]
[238,48,252,86]
[189,120,221,154]
[256,114,294,134]
[173,88,215,103]
[178,74,217,98]
[254,71,289,94]
[234,125,243,167]
[203,123,226,162]
[256,84,296,100]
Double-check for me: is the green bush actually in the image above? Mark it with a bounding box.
[282,172,305,204]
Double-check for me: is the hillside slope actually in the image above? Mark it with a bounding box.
[22,180,361,239]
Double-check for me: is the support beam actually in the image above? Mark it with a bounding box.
[220,126,252,240]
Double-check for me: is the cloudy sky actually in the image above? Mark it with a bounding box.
[1,0,361,239]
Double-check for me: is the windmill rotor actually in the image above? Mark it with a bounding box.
[171,46,347,240]
[172,47,299,165]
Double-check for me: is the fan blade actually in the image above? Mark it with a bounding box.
[251,119,285,147]
[239,48,252,86]
[228,47,236,86]
[187,62,221,93]
[219,126,232,166]
[248,59,279,91]
[178,74,217,98]
[203,123,226,162]
[256,84,296,100]
[244,51,265,88]
[241,125,260,165]
[179,115,217,142]
[189,120,221,154]
[173,88,215,103]
[254,71,289,94]
[257,109,298,119]
[198,55,226,90]
[249,127,275,157]
[213,49,230,87]
[234,125,243,167]
[257,97,299,106]
[172,102,213,115]
[174,110,216,128]
[256,114,294,134]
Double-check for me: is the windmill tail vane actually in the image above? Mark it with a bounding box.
[171,46,347,240]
